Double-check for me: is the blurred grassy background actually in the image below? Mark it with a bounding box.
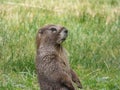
[0,0,120,90]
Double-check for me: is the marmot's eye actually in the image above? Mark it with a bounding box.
[50,28,57,33]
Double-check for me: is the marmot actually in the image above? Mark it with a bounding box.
[35,24,82,90]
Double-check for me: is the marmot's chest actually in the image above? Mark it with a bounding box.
[59,57,71,74]
[58,50,71,73]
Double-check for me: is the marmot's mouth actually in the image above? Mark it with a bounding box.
[57,38,66,44]
[61,38,66,41]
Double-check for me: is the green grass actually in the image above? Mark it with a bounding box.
[0,0,120,90]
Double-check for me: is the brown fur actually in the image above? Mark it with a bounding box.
[35,25,82,90]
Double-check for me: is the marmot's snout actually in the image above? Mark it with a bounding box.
[61,29,68,39]
[63,29,68,34]
[57,29,68,44]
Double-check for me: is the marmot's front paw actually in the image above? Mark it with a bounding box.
[65,82,75,90]
[76,80,82,89]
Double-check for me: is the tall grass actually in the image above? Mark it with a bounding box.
[0,0,120,90]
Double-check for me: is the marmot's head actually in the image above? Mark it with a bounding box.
[36,25,68,49]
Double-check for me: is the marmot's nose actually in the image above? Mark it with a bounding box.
[64,30,68,34]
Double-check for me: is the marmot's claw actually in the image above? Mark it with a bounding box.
[77,85,82,89]
[77,81,82,89]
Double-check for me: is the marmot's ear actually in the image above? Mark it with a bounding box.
[39,30,43,34]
